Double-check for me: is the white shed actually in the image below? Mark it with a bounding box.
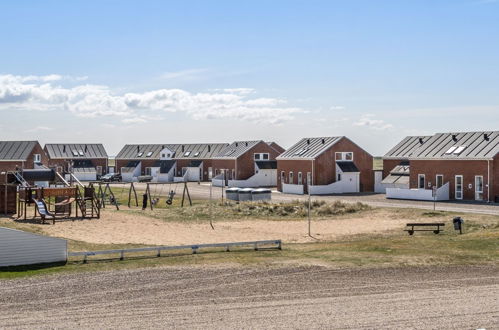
[0,227,67,267]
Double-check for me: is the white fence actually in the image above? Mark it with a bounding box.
[69,240,282,263]
[282,183,304,194]
[0,227,67,267]
[386,182,450,201]
[228,169,277,188]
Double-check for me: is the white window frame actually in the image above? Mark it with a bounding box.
[297,172,302,185]
[474,175,484,201]
[418,174,425,189]
[281,171,285,183]
[307,172,312,186]
[455,175,463,200]
[289,171,294,184]
[436,175,443,188]
[33,154,41,162]
[254,153,269,160]
[335,152,354,161]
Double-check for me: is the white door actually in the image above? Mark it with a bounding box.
[436,175,443,188]
[475,176,484,201]
[455,175,463,200]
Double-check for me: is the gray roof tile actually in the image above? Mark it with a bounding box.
[0,141,38,161]
[213,141,262,159]
[277,137,343,159]
[116,143,228,160]
[45,144,108,159]
[383,136,431,159]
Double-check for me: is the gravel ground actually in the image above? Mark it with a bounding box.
[1,265,497,329]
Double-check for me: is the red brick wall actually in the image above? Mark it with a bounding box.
[276,159,313,191]
[0,142,48,173]
[382,159,404,178]
[234,141,281,180]
[493,155,499,202]
[410,159,494,201]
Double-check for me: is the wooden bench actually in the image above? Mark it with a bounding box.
[405,223,445,235]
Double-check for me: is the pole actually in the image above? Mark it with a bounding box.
[221,170,225,205]
[209,180,214,229]
[308,184,311,237]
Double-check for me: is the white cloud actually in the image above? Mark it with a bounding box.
[353,114,393,131]
[25,126,53,132]
[159,68,210,80]
[329,105,345,110]
[0,74,304,125]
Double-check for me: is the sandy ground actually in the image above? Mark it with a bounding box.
[38,209,407,245]
[1,264,497,329]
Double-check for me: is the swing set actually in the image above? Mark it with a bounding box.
[92,181,192,211]
[143,182,192,210]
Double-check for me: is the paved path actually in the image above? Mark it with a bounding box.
[185,183,499,216]
[1,265,497,329]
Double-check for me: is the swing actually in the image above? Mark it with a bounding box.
[166,183,177,205]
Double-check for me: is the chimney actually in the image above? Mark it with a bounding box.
[63,145,66,153]
[85,145,88,152]
[137,146,140,153]
[419,137,424,144]
[484,133,489,141]
[208,145,211,152]
[181,145,184,152]
[321,138,325,144]
[161,145,164,149]
[245,142,248,147]
[235,142,238,147]
[452,134,457,142]
[307,139,310,145]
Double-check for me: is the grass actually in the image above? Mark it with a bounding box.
[1,196,498,280]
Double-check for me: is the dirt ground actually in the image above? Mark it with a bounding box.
[0,264,497,329]
[36,209,407,245]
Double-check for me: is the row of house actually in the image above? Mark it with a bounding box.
[1,130,497,202]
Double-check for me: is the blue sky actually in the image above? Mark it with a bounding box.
[0,0,498,155]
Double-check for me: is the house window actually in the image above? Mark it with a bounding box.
[254,153,269,160]
[307,172,312,186]
[289,171,294,184]
[184,151,191,157]
[146,167,152,176]
[337,173,342,181]
[137,152,143,157]
[418,174,425,189]
[232,169,235,180]
[335,152,354,161]
[436,175,443,188]
[146,151,153,157]
[33,154,41,162]
[297,172,302,185]
[281,171,285,183]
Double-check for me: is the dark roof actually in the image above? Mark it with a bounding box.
[214,141,262,159]
[383,136,431,159]
[187,160,203,167]
[336,161,359,172]
[256,160,277,169]
[409,131,499,160]
[44,144,108,159]
[277,137,343,159]
[116,143,228,160]
[0,141,39,161]
[266,142,285,154]
[73,159,94,168]
[125,160,140,168]
[159,160,176,174]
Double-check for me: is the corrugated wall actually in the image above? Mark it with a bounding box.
[0,227,67,267]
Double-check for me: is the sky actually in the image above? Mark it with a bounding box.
[0,0,498,156]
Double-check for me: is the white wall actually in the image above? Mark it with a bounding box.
[386,183,449,201]
[157,165,175,183]
[73,171,97,182]
[282,183,304,194]
[0,227,67,267]
[121,163,141,182]
[308,172,359,195]
[228,169,276,188]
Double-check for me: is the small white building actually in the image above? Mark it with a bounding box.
[0,227,67,267]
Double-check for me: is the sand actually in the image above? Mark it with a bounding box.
[39,209,407,245]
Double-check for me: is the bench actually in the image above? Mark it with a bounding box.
[405,223,445,235]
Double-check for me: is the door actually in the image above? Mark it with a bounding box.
[96,166,103,176]
[436,175,443,188]
[455,175,463,200]
[475,176,484,201]
[208,167,213,180]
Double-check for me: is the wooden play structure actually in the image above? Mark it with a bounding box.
[2,169,100,223]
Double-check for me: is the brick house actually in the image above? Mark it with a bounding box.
[388,131,499,202]
[43,144,108,181]
[115,143,228,182]
[0,141,48,177]
[211,140,283,187]
[377,136,431,192]
[276,136,374,195]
